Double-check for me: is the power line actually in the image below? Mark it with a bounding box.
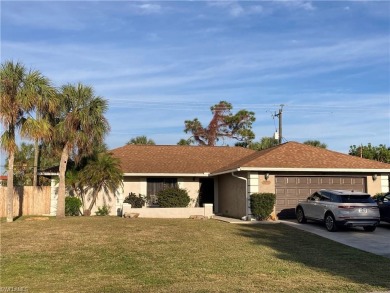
[107,100,387,113]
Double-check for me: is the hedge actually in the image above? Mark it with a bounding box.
[123,192,146,208]
[250,193,276,220]
[157,188,190,207]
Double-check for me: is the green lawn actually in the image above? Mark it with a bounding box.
[1,217,389,293]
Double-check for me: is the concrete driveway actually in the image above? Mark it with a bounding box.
[282,220,390,258]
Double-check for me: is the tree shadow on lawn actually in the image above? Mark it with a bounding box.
[236,223,390,290]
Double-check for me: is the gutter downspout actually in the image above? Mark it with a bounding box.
[231,169,249,221]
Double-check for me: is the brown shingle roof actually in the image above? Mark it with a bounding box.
[110,145,256,174]
[110,142,390,176]
[214,141,390,173]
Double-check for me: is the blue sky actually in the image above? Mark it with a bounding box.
[1,0,390,154]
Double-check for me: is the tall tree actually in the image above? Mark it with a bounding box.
[6,142,34,186]
[29,74,57,186]
[79,146,123,215]
[177,138,193,146]
[349,143,390,163]
[54,83,109,218]
[303,140,327,149]
[184,101,255,146]
[4,142,61,186]
[126,135,155,145]
[0,61,53,222]
[247,136,279,151]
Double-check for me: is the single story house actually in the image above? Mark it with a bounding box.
[110,141,390,219]
[43,141,390,219]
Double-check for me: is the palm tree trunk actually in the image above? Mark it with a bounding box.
[6,151,15,223]
[86,189,99,215]
[33,138,39,186]
[57,144,69,218]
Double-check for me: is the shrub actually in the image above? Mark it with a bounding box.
[65,196,82,216]
[95,205,111,216]
[123,192,146,208]
[157,188,190,207]
[250,193,276,220]
[373,193,385,199]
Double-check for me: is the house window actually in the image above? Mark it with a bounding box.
[147,178,178,196]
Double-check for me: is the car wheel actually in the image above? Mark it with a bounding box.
[296,207,307,224]
[363,226,376,232]
[325,213,338,232]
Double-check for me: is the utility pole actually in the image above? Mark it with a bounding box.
[275,104,284,144]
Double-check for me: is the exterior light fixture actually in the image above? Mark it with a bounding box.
[372,174,378,181]
[265,173,270,180]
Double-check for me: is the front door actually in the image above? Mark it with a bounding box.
[199,178,214,207]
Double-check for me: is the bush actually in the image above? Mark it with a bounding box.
[123,192,146,208]
[65,196,82,216]
[157,188,190,208]
[250,193,276,220]
[95,205,111,216]
[373,193,385,199]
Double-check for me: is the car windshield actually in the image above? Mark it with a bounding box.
[339,194,375,203]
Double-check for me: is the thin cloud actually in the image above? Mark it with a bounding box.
[2,1,388,153]
[207,1,265,17]
[132,3,162,15]
[2,2,86,30]
[274,0,315,11]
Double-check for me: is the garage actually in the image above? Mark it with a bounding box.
[275,176,366,219]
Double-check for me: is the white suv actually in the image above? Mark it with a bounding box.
[296,190,380,232]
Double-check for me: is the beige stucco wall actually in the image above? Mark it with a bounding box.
[178,178,200,207]
[123,203,214,218]
[258,174,276,193]
[76,177,142,216]
[217,173,247,219]
[123,177,143,196]
[366,175,385,195]
[86,177,201,215]
[81,189,118,216]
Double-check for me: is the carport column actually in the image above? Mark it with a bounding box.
[248,172,259,218]
[140,178,147,207]
[115,183,124,216]
[381,175,389,192]
[49,177,58,216]
[140,178,147,195]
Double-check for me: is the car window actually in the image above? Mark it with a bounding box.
[320,194,331,201]
[339,194,375,203]
[384,194,390,202]
[321,191,337,202]
[311,193,322,201]
[329,193,341,203]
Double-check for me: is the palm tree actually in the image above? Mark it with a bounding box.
[80,147,123,215]
[28,73,57,186]
[0,61,54,222]
[248,137,279,151]
[126,135,156,145]
[55,83,109,218]
[177,138,193,145]
[303,140,327,149]
[10,142,34,186]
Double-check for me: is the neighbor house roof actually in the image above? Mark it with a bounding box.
[110,145,256,175]
[212,141,390,174]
